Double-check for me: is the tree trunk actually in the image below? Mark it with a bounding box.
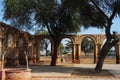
[95,38,119,72]
[95,41,109,72]
[50,41,59,66]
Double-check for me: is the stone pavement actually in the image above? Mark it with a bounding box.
[30,64,120,80]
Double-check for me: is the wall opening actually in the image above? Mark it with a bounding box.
[81,37,95,64]
[39,38,51,65]
[60,38,72,64]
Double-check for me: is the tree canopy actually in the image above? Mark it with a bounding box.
[3,0,81,33]
[62,0,120,28]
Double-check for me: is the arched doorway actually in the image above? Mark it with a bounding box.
[60,38,72,64]
[81,37,95,64]
[39,38,51,65]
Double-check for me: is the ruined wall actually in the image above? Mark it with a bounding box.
[0,22,120,66]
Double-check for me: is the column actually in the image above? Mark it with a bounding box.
[94,44,101,63]
[74,44,80,64]
[94,44,98,63]
[72,44,81,64]
[77,44,81,63]
[72,44,76,63]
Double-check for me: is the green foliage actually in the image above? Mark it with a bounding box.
[40,38,50,56]
[3,0,81,34]
[3,0,36,29]
[62,0,120,30]
[65,40,72,52]
[60,43,65,54]
[60,39,72,55]
[35,28,49,35]
[81,38,94,55]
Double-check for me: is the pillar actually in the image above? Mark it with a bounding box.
[72,44,80,63]
[77,44,81,63]
[94,44,98,63]
[116,43,120,64]
[94,44,101,63]
[72,44,76,63]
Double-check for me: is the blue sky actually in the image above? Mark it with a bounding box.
[0,0,120,34]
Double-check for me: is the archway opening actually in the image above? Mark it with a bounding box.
[39,38,51,65]
[81,37,95,64]
[59,38,72,64]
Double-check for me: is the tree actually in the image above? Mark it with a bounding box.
[35,28,49,35]
[62,0,119,71]
[40,39,50,56]
[65,40,72,53]
[60,43,66,55]
[3,0,81,66]
[35,29,50,56]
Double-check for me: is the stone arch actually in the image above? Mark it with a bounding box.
[59,37,73,63]
[71,35,97,63]
[39,38,51,64]
[60,35,74,44]
[79,35,97,44]
[80,35,95,64]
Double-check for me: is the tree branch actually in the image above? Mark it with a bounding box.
[109,6,117,22]
[90,0,109,21]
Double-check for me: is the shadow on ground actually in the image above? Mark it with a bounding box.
[29,64,114,77]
